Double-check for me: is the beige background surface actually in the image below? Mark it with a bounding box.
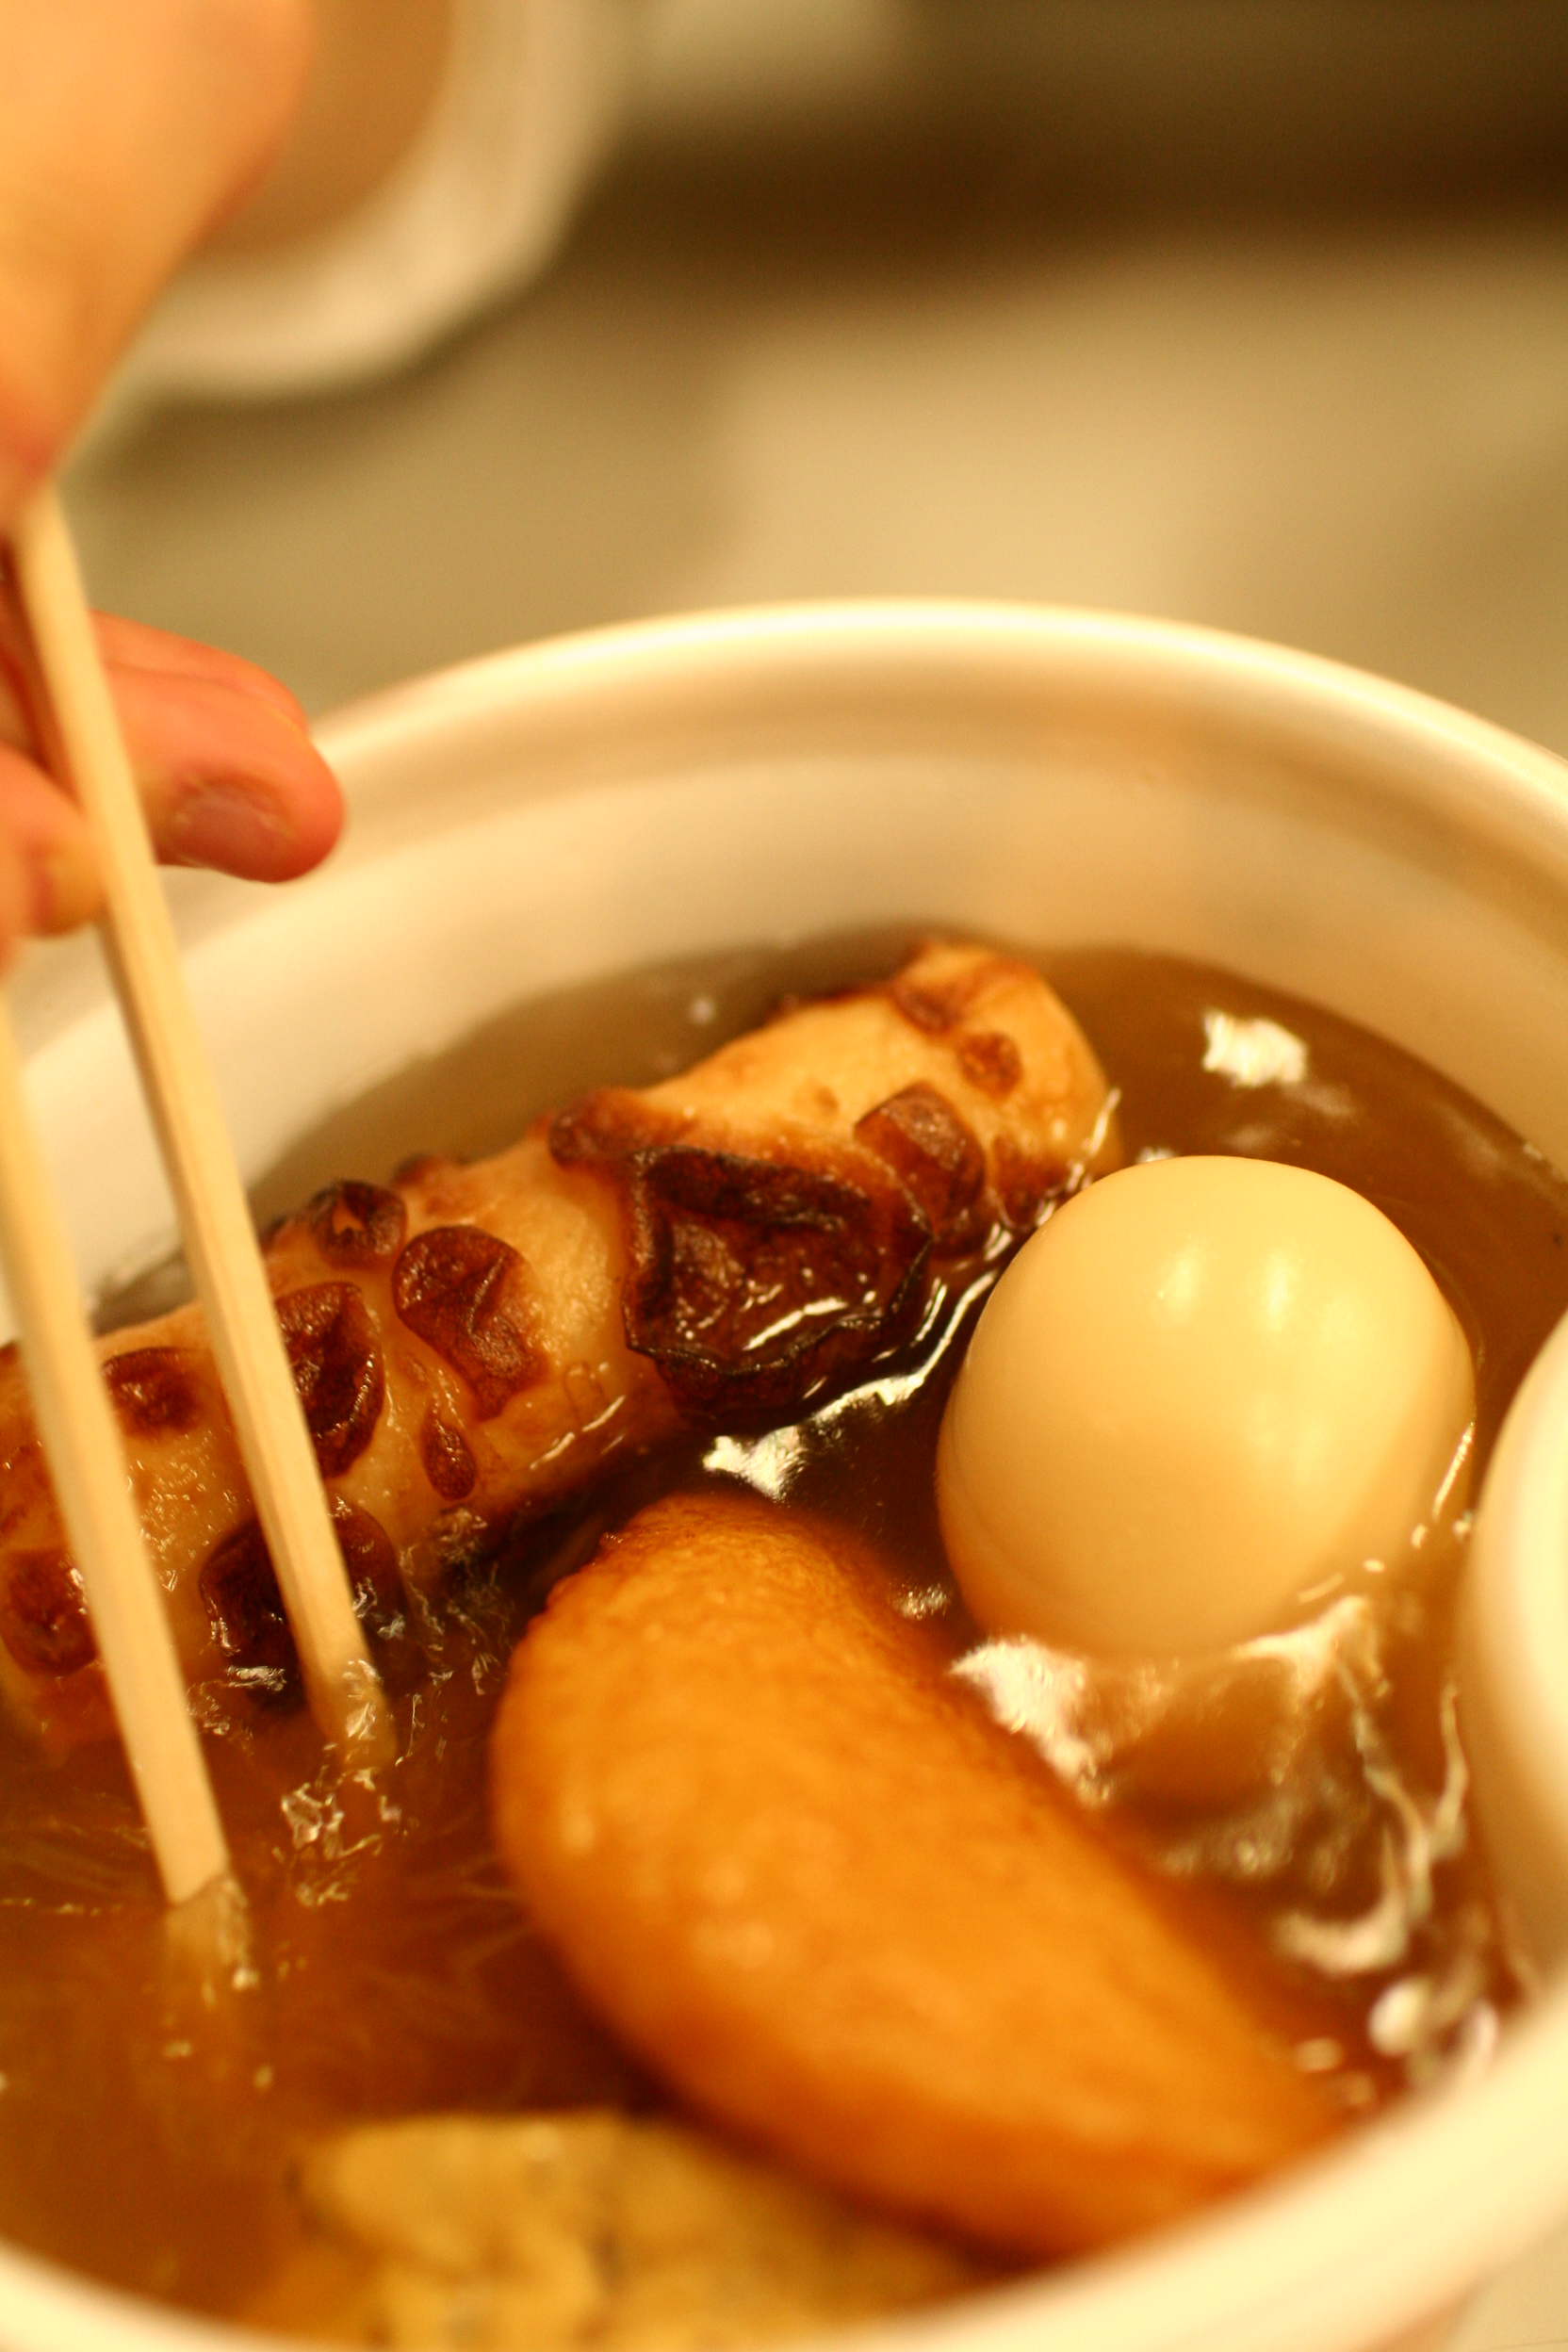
[67,0,1568,756]
[57,6,1568,2344]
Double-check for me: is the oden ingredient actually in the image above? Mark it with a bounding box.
[491,1490,1339,2260]
[939,1155,1477,1657]
[250,2110,994,2349]
[0,942,1115,1746]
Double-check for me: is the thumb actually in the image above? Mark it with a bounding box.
[0,0,314,517]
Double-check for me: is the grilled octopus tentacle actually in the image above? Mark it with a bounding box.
[0,943,1118,1745]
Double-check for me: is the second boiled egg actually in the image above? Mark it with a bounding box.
[937,1155,1475,1658]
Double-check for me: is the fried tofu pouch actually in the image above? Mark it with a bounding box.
[0,943,1116,1744]
[491,1491,1341,2262]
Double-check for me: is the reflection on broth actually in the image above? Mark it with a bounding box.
[0,937,1563,2340]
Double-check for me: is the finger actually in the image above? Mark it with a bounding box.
[0,602,309,730]
[0,742,99,951]
[0,1,314,514]
[0,831,33,976]
[83,614,309,727]
[112,665,343,881]
[0,633,339,892]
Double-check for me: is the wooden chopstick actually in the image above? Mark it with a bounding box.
[0,1000,231,1907]
[7,485,392,1770]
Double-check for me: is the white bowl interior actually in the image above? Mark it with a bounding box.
[6,600,1568,2352]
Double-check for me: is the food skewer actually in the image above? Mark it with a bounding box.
[5,484,392,1776]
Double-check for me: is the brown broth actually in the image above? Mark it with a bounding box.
[0,938,1565,2327]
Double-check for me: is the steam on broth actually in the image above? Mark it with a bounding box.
[0,935,1563,2339]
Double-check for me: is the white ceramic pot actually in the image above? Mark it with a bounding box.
[5,601,1568,2352]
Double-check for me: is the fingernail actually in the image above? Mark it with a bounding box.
[166,780,293,874]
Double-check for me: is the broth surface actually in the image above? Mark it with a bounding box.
[0,938,1565,2326]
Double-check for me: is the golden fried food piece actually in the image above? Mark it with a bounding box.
[492,1492,1341,2261]
[0,943,1116,1743]
[249,2108,995,2348]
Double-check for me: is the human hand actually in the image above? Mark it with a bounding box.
[0,0,342,969]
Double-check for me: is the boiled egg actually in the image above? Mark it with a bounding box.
[937,1155,1475,1658]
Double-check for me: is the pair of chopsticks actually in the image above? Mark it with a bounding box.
[0,487,392,1909]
